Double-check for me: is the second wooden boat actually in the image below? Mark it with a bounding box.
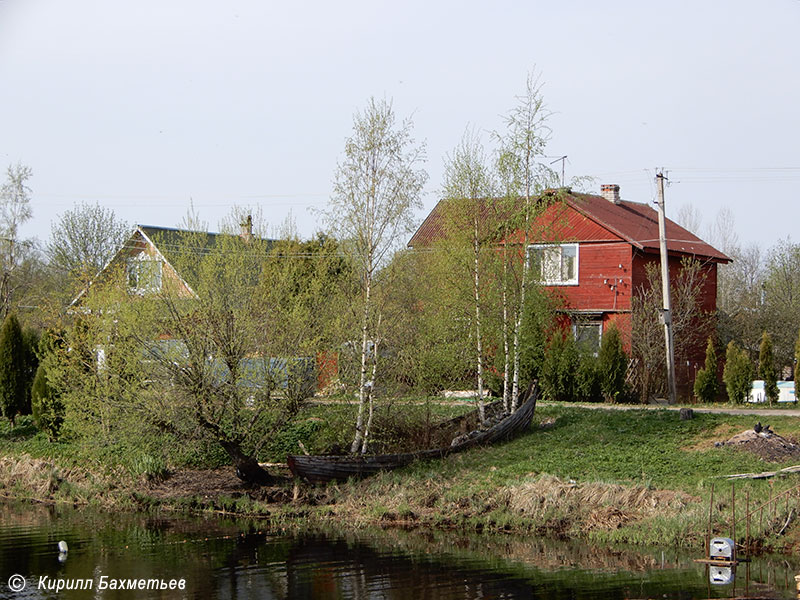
[287,383,538,484]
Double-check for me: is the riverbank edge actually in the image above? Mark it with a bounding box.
[2,450,799,557]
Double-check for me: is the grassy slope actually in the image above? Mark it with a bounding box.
[2,404,800,552]
[285,405,800,550]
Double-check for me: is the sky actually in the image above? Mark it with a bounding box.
[0,0,798,251]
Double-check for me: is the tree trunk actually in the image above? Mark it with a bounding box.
[360,314,381,454]
[351,266,373,454]
[511,167,533,413]
[219,440,273,485]
[510,226,530,411]
[473,217,485,425]
[502,237,511,412]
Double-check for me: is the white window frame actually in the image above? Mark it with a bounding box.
[573,320,602,355]
[127,253,163,294]
[528,243,579,286]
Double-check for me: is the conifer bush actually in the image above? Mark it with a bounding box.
[0,314,26,425]
[597,325,627,403]
[540,332,578,401]
[575,350,602,402]
[723,341,752,404]
[693,337,718,403]
[758,331,778,406]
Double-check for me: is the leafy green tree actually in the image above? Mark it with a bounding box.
[439,129,495,423]
[256,233,354,407]
[723,341,752,404]
[324,98,427,454]
[20,326,39,415]
[45,221,343,483]
[758,331,779,406]
[132,232,290,483]
[46,202,129,295]
[47,282,143,444]
[31,331,63,440]
[380,249,472,396]
[597,324,627,403]
[759,240,800,365]
[795,328,800,386]
[693,337,719,403]
[494,73,559,411]
[0,314,26,424]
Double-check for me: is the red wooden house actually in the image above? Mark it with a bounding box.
[409,184,730,390]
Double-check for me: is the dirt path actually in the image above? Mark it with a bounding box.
[540,401,800,417]
[312,397,800,417]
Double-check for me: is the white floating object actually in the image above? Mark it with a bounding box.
[709,537,734,560]
[710,566,734,585]
[57,540,68,553]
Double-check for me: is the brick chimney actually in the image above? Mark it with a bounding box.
[601,184,621,204]
[240,215,253,241]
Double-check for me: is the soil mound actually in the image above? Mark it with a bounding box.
[143,467,293,503]
[721,426,800,462]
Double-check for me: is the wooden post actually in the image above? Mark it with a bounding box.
[769,484,773,526]
[745,489,750,557]
[731,483,736,555]
[707,483,715,558]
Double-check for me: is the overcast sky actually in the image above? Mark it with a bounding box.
[1,0,798,251]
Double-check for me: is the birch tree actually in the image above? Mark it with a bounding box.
[325,98,427,454]
[440,130,495,423]
[0,164,33,319]
[495,73,553,410]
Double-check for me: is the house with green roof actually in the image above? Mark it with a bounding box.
[70,217,263,306]
[69,217,333,394]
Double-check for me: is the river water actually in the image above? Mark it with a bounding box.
[1,502,798,599]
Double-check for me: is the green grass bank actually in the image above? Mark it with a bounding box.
[2,404,800,554]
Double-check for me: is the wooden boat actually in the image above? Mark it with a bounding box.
[287,383,538,484]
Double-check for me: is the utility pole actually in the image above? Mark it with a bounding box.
[656,171,677,404]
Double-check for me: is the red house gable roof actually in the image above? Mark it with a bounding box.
[566,194,729,261]
[409,190,731,263]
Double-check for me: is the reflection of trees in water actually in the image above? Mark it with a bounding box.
[284,537,537,600]
[279,530,800,600]
[4,504,800,599]
[341,526,668,573]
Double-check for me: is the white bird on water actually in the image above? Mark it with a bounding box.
[57,540,69,562]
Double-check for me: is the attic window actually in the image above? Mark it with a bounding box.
[529,243,578,285]
[127,253,163,294]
